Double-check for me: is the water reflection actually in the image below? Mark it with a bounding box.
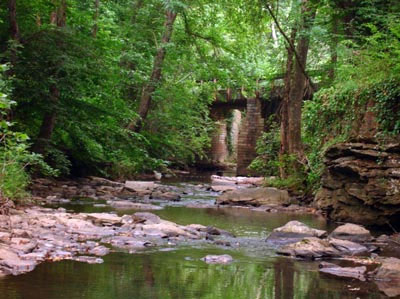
[0,248,384,299]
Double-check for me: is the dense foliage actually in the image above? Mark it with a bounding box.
[0,0,399,198]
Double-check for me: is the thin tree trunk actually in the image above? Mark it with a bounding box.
[328,13,338,81]
[33,0,67,155]
[92,0,99,37]
[131,0,144,24]
[287,0,316,160]
[129,10,177,132]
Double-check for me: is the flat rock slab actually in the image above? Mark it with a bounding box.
[201,254,233,264]
[217,187,290,206]
[319,262,367,281]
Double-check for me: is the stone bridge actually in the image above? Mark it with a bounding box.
[207,87,282,176]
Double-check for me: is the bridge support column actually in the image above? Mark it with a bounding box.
[237,98,265,176]
[210,120,229,164]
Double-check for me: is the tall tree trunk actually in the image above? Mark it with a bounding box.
[7,0,20,75]
[33,0,67,155]
[92,0,99,37]
[287,0,316,160]
[280,28,296,178]
[129,10,177,132]
[32,86,59,154]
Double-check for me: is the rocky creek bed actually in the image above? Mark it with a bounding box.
[0,175,400,298]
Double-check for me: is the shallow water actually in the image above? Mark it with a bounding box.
[0,182,388,299]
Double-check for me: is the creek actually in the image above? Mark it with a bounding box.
[0,178,387,299]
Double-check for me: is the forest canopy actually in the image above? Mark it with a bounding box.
[0,0,399,198]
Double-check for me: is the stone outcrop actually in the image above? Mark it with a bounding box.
[315,141,400,226]
[216,187,290,206]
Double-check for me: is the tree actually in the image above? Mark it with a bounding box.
[129,7,177,132]
[32,0,67,155]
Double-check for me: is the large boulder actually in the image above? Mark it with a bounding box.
[314,141,400,226]
[266,221,326,246]
[217,187,290,206]
[329,223,372,243]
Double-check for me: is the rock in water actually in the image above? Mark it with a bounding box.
[266,221,327,246]
[0,246,38,275]
[217,187,290,206]
[328,238,369,255]
[201,254,233,264]
[329,223,372,243]
[277,237,339,259]
[374,257,400,297]
[153,171,162,180]
[374,257,400,281]
[124,181,158,192]
[319,262,367,281]
[133,212,161,224]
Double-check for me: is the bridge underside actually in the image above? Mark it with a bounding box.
[207,90,281,176]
